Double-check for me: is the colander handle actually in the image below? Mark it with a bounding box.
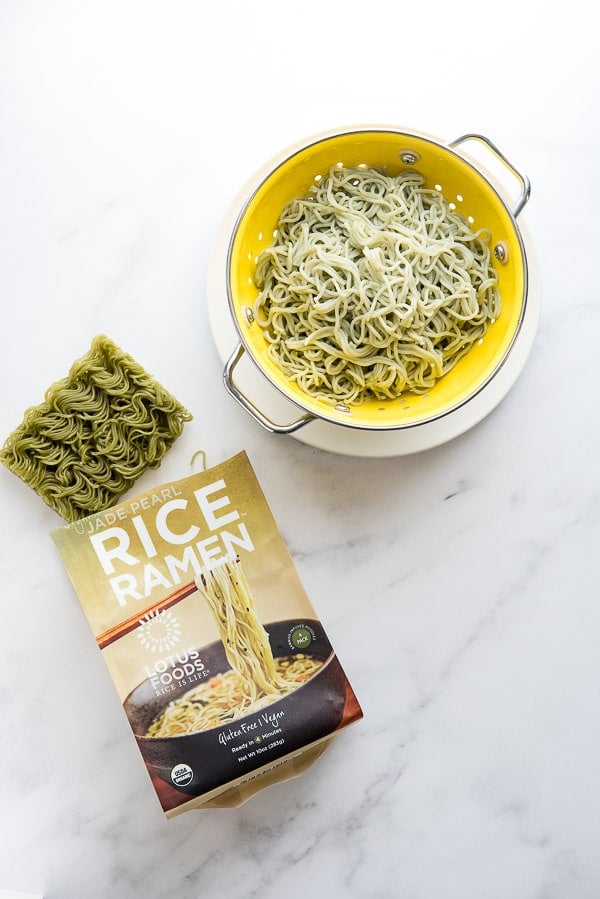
[223,343,315,434]
[449,133,531,218]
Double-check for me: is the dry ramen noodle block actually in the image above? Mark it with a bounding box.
[0,334,192,521]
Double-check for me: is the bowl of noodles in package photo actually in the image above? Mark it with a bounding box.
[124,616,347,801]
[211,126,539,449]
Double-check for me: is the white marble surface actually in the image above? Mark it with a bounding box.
[1,2,599,897]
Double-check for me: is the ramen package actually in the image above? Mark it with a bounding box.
[51,451,362,817]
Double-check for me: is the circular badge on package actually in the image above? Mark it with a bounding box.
[170,763,193,787]
[287,623,316,652]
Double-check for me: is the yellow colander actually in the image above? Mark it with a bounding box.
[225,127,530,433]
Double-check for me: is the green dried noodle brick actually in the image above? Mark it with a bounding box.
[0,334,192,521]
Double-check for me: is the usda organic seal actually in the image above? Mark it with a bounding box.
[170,763,193,787]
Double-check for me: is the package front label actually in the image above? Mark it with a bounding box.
[51,451,362,816]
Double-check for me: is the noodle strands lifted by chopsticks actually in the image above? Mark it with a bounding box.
[145,557,322,737]
[195,557,288,699]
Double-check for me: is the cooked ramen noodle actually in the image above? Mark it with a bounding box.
[146,654,322,736]
[254,165,500,405]
[146,557,323,737]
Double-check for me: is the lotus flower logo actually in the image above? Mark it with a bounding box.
[136,608,182,652]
